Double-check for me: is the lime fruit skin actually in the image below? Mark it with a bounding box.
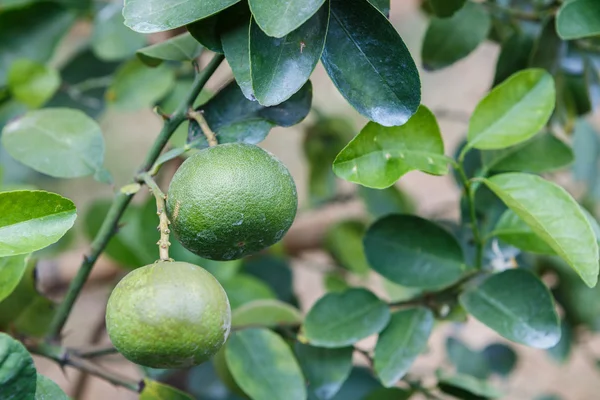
[166,143,298,261]
[105,261,231,369]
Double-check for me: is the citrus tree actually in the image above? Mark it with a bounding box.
[1,0,600,399]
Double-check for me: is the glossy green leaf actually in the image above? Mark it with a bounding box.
[530,18,564,74]
[137,33,203,67]
[494,32,534,86]
[482,343,517,377]
[0,191,76,257]
[303,288,390,348]
[333,106,448,189]
[0,254,28,303]
[304,117,354,205]
[106,58,175,111]
[221,274,276,309]
[35,375,68,400]
[367,0,389,16]
[92,2,146,61]
[427,0,465,17]
[249,0,325,38]
[374,308,434,387]
[220,4,253,99]
[0,333,37,400]
[243,254,295,303]
[124,0,241,33]
[231,299,302,328]
[141,379,193,400]
[330,368,380,400]
[7,60,60,108]
[358,186,415,218]
[189,80,311,146]
[492,209,556,255]
[364,215,466,289]
[459,269,560,348]
[325,220,370,275]
[295,343,353,400]
[321,0,420,126]
[0,2,76,86]
[437,371,502,399]
[422,2,490,70]
[482,132,573,173]
[187,14,223,53]
[226,328,306,400]
[251,4,327,106]
[446,337,490,380]
[484,173,599,287]
[2,108,105,178]
[468,69,556,150]
[363,388,411,400]
[556,0,600,39]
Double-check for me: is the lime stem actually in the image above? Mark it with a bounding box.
[140,173,171,261]
[188,109,218,147]
[46,53,225,342]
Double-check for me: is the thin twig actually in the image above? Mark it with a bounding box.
[46,53,225,342]
[30,343,140,393]
[141,173,171,261]
[76,347,119,359]
[188,109,218,147]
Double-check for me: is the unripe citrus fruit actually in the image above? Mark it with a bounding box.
[166,143,297,261]
[105,261,231,369]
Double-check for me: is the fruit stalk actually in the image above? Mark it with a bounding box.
[141,172,171,261]
[46,53,225,342]
[189,109,218,147]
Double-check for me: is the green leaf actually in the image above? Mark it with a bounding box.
[467,69,556,150]
[556,0,600,39]
[364,215,467,289]
[363,388,411,400]
[187,14,223,54]
[226,328,306,400]
[303,288,390,348]
[0,254,29,303]
[483,173,599,287]
[0,191,76,257]
[331,368,380,400]
[295,343,353,400]
[324,272,351,293]
[303,117,354,205]
[92,2,146,61]
[427,0,465,18]
[249,0,325,38]
[573,119,600,197]
[494,32,535,86]
[437,371,502,399]
[374,307,434,387]
[2,108,105,178]
[333,105,448,189]
[446,337,490,380]
[231,299,302,328]
[0,333,37,400]
[35,375,68,400]
[422,2,490,70]
[221,274,277,309]
[325,220,370,275]
[321,0,420,126]
[530,18,563,74]
[358,186,415,218]
[459,269,560,348]
[140,379,193,400]
[0,2,76,86]
[492,209,556,255]
[482,343,517,377]
[243,254,295,303]
[137,33,203,67]
[189,80,311,146]
[106,58,175,111]
[7,60,60,108]
[124,0,241,33]
[220,4,253,99]
[481,132,573,173]
[250,4,327,106]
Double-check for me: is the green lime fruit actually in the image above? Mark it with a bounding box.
[166,143,298,261]
[105,261,231,369]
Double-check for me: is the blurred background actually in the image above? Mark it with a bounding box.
[3,0,600,399]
